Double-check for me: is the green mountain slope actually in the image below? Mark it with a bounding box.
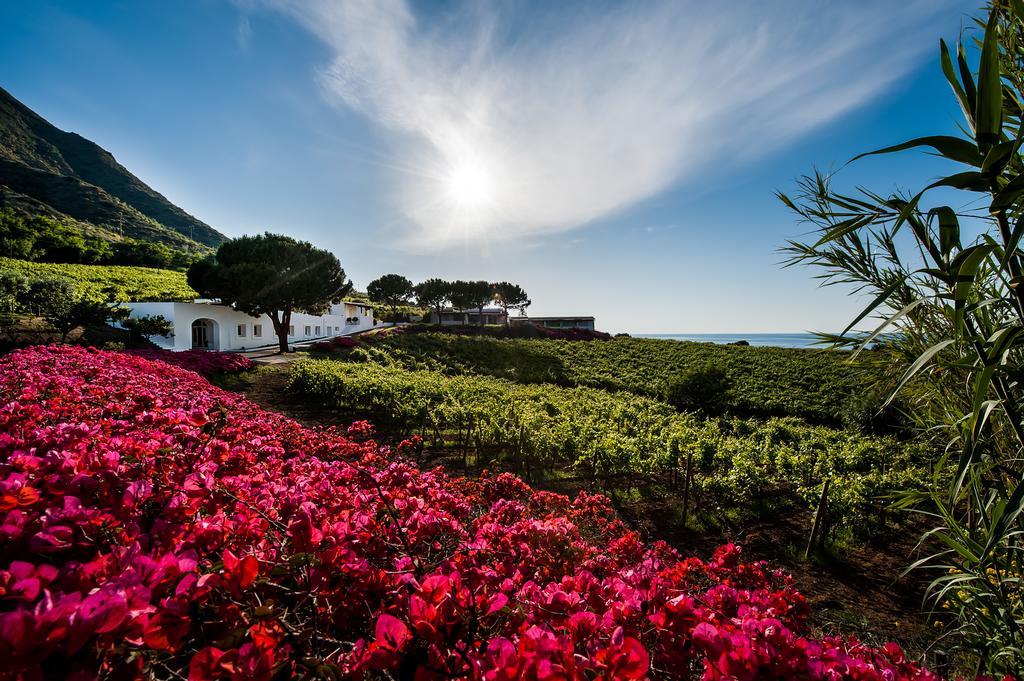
[0,86,225,247]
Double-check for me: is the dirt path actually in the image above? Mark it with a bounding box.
[225,364,935,657]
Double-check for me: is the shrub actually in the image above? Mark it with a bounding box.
[125,348,253,375]
[665,363,733,415]
[120,314,173,341]
[840,389,911,436]
[309,336,363,353]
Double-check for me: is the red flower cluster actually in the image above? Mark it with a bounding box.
[125,349,254,376]
[534,326,612,342]
[0,346,947,679]
[309,336,362,353]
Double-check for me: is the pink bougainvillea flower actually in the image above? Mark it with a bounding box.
[0,345,988,680]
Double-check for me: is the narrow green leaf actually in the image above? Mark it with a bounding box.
[886,339,956,408]
[925,171,990,193]
[839,274,910,341]
[968,365,998,440]
[812,214,875,248]
[952,245,996,332]
[942,39,974,128]
[982,480,1024,561]
[976,9,1003,145]
[990,172,1024,212]
[952,245,997,303]
[1011,0,1024,24]
[958,42,978,118]
[851,298,923,360]
[934,206,961,255]
[850,136,981,167]
[982,139,1018,175]
[1001,213,1024,270]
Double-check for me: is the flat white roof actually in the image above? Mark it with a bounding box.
[519,316,595,321]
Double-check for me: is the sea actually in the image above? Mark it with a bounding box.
[635,333,827,349]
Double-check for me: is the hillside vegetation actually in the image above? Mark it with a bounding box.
[345,333,870,423]
[0,86,224,248]
[0,256,195,301]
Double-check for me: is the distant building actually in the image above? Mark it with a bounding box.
[511,316,596,331]
[119,300,376,352]
[429,307,508,326]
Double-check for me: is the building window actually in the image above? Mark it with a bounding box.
[315,325,321,335]
[288,325,294,336]
[253,324,262,338]
[304,325,311,336]
[237,324,246,337]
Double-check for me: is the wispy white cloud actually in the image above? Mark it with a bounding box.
[259,0,962,250]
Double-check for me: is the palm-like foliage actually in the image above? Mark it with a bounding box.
[780,4,1024,673]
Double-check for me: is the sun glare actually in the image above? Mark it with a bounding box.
[445,159,493,210]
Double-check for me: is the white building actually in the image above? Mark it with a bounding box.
[429,307,509,325]
[120,300,376,352]
[511,316,596,330]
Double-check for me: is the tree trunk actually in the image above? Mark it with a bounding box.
[269,308,291,353]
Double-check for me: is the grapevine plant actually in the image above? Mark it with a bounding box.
[290,359,933,539]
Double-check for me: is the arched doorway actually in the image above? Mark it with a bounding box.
[191,318,219,350]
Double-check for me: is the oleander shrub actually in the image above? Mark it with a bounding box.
[0,345,954,679]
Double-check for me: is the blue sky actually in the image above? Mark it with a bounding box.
[0,0,977,333]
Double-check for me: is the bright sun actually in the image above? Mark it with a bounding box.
[445,159,493,210]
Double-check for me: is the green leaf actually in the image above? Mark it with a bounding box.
[851,298,923,360]
[968,364,998,442]
[958,42,978,120]
[886,339,955,408]
[812,214,875,248]
[850,136,981,167]
[934,206,961,255]
[838,274,910,341]
[981,479,1024,562]
[976,9,1003,146]
[1010,0,1024,22]
[942,39,974,128]
[1003,215,1024,268]
[951,245,997,331]
[982,139,1019,176]
[925,171,990,193]
[990,172,1024,213]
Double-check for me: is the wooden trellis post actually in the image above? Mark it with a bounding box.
[681,448,694,527]
[804,478,831,560]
